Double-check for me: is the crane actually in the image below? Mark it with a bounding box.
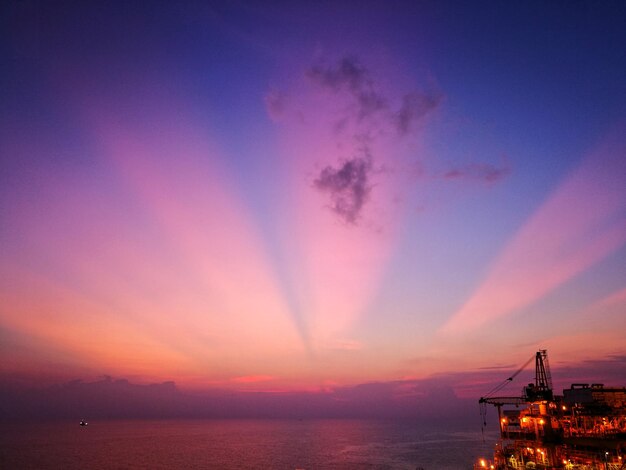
[478,350,553,429]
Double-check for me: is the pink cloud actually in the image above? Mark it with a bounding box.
[442,161,511,183]
[231,375,274,384]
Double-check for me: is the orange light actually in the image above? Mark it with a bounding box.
[539,419,545,425]
[501,418,507,423]
[479,459,486,467]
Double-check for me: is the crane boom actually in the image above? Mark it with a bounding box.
[481,353,535,400]
[478,396,527,406]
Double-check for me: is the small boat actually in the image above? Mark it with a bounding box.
[79,420,88,426]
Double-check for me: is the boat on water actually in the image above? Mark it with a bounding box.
[474,350,625,469]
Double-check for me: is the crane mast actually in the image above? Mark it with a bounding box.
[524,349,553,402]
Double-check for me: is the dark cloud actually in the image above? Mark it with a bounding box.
[477,364,517,370]
[443,162,511,183]
[307,56,386,121]
[0,374,478,424]
[356,89,386,120]
[314,152,372,224]
[0,376,183,420]
[445,353,626,401]
[606,354,626,363]
[395,91,442,136]
[307,57,441,129]
[552,354,626,389]
[5,354,622,422]
[269,54,506,222]
[307,56,369,93]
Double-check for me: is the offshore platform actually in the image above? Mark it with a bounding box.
[475,350,626,469]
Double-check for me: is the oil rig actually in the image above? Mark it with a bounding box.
[475,350,626,469]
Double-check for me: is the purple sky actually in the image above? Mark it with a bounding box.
[0,1,625,418]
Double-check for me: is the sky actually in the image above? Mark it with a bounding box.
[1,1,625,417]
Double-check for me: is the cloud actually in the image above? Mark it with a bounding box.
[306,56,442,131]
[551,355,626,390]
[476,364,517,370]
[267,54,477,224]
[307,56,369,92]
[0,374,476,422]
[303,56,441,223]
[395,91,443,136]
[232,375,274,384]
[314,151,372,224]
[442,162,511,183]
[583,354,626,366]
[307,56,388,122]
[0,376,183,420]
[4,354,623,421]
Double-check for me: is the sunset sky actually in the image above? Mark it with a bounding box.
[1,1,625,407]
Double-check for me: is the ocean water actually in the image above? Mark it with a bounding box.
[0,419,498,469]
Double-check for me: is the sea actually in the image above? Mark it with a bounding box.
[0,419,498,469]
